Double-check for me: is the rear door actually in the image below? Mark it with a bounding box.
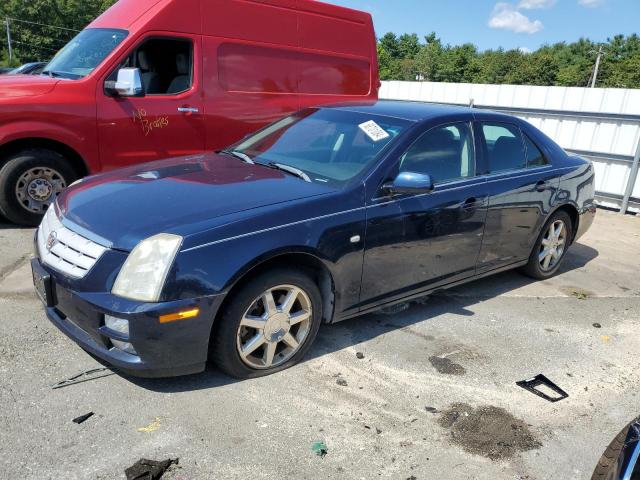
[360,121,489,307]
[96,33,205,171]
[474,120,560,273]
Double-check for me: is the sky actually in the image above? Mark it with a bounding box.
[328,0,639,52]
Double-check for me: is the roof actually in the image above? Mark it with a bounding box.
[324,100,478,122]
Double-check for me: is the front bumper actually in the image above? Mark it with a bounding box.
[33,257,226,378]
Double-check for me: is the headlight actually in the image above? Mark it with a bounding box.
[112,233,182,302]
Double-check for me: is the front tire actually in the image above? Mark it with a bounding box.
[0,149,77,226]
[210,268,323,379]
[521,210,573,280]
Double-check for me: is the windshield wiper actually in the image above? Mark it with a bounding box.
[218,149,254,164]
[264,162,311,183]
[41,70,66,78]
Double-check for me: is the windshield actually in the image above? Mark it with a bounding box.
[231,109,411,187]
[43,28,128,79]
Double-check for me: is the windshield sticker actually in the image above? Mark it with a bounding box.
[359,120,390,142]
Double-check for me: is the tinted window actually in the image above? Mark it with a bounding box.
[232,109,410,186]
[524,134,548,167]
[400,123,475,184]
[481,123,526,173]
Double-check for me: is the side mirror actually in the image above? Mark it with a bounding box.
[106,68,143,97]
[383,171,434,196]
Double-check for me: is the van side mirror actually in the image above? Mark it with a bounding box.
[106,68,143,97]
[383,171,434,196]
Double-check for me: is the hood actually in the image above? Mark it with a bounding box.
[0,75,59,99]
[57,153,335,251]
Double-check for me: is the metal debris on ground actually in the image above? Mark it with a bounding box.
[516,374,569,403]
[125,458,179,480]
[312,441,328,458]
[356,352,365,359]
[425,406,439,414]
[593,323,602,328]
[336,378,348,387]
[72,412,94,424]
[51,367,113,390]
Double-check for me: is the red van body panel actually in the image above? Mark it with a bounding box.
[0,0,378,189]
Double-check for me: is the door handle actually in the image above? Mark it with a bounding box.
[535,181,548,192]
[178,107,199,114]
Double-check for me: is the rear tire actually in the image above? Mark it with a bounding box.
[210,268,323,379]
[0,149,77,226]
[521,210,573,280]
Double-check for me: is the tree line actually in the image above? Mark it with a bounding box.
[1,0,639,89]
[378,32,640,89]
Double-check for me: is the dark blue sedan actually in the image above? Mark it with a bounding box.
[32,101,596,378]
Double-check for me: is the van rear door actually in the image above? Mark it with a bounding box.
[96,32,205,170]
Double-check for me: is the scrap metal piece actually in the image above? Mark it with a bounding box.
[51,367,113,390]
[516,374,569,403]
[72,412,94,424]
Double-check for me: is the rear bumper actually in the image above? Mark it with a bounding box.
[575,202,597,242]
[35,258,226,378]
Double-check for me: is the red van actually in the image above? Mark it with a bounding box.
[0,0,379,225]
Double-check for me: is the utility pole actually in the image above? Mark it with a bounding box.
[5,18,12,64]
[590,46,604,88]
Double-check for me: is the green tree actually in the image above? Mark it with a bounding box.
[0,0,116,63]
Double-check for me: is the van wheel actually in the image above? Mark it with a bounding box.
[0,149,77,226]
[521,210,573,280]
[210,268,323,379]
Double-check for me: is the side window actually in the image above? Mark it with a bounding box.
[481,123,526,173]
[523,134,548,167]
[107,38,193,95]
[400,123,475,184]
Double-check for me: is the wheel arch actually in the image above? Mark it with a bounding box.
[550,202,580,244]
[0,138,90,178]
[215,249,337,330]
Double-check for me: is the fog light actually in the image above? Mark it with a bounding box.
[105,315,129,336]
[105,315,137,355]
[111,339,137,356]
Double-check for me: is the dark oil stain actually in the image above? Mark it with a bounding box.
[438,403,541,460]
[429,356,466,376]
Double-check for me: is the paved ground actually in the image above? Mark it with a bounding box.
[0,210,638,480]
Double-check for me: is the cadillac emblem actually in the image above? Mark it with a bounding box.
[46,231,58,252]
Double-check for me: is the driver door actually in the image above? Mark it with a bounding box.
[96,33,205,171]
[360,121,489,307]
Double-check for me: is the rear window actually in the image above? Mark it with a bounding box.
[218,43,370,95]
[481,123,527,173]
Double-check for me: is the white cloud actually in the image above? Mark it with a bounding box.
[518,0,556,9]
[488,3,544,34]
[578,0,605,7]
[519,46,532,53]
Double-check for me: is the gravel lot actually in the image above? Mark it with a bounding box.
[0,210,639,480]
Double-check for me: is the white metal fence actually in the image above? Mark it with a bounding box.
[380,81,640,214]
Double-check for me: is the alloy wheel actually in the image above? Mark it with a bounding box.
[236,285,312,369]
[539,220,567,271]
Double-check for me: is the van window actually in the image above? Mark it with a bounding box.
[218,43,370,96]
[108,38,193,95]
[480,123,527,173]
[400,123,475,184]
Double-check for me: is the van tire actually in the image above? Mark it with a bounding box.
[210,268,323,379]
[0,149,77,226]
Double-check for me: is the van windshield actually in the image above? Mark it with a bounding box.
[42,28,128,80]
[229,109,411,187]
